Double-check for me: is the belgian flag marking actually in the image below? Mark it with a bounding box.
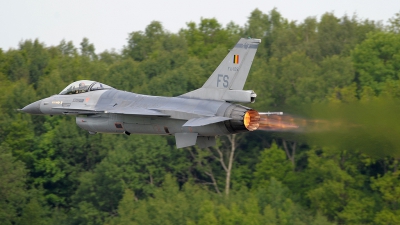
[233,55,239,64]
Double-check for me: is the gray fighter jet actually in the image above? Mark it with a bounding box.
[21,38,272,148]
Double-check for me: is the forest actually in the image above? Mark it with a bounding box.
[1,8,400,225]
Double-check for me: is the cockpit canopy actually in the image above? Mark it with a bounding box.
[59,80,113,95]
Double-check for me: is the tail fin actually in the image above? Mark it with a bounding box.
[203,38,261,90]
[180,38,261,103]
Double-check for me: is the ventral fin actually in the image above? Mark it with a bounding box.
[175,133,198,148]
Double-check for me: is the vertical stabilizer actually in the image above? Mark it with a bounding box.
[180,38,261,103]
[203,38,261,90]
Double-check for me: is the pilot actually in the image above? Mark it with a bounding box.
[79,82,86,93]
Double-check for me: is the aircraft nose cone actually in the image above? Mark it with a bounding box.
[21,100,43,114]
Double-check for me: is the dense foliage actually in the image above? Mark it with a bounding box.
[1,9,400,225]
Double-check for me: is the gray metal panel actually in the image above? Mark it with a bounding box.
[178,38,260,101]
[93,89,223,118]
[52,107,102,112]
[201,38,260,90]
[175,133,198,148]
[106,107,169,116]
[230,39,261,90]
[21,100,42,114]
[183,116,231,127]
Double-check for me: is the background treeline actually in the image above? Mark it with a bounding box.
[1,8,400,225]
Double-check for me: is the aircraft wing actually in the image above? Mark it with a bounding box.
[52,107,104,114]
[52,107,169,117]
[106,108,170,117]
[183,116,231,127]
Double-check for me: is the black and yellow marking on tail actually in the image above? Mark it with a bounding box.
[233,55,239,64]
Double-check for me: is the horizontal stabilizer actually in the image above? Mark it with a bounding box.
[183,116,231,127]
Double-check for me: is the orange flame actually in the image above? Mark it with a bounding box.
[244,111,345,132]
[256,113,350,132]
[258,114,299,131]
[244,110,260,131]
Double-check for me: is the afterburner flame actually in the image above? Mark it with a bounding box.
[243,111,346,133]
[244,110,260,131]
[245,111,354,133]
[258,114,299,131]
[243,110,301,132]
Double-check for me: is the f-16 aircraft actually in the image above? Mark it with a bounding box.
[21,38,280,148]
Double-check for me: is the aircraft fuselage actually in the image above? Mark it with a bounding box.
[26,89,253,137]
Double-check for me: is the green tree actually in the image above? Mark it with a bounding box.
[388,11,400,33]
[245,9,270,39]
[58,39,77,57]
[305,148,375,224]
[181,18,231,57]
[106,189,137,225]
[0,145,27,224]
[18,39,50,87]
[253,142,293,188]
[80,37,97,60]
[352,31,400,94]
[18,197,50,225]
[372,171,400,224]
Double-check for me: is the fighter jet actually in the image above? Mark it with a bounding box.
[21,38,276,148]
